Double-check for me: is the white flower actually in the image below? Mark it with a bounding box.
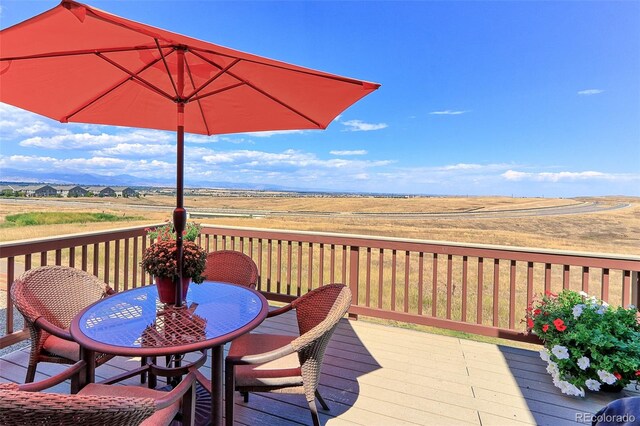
[553,380,584,397]
[551,345,570,360]
[579,291,589,298]
[572,304,585,319]
[601,301,609,307]
[585,379,601,391]
[597,370,617,385]
[546,361,560,377]
[577,356,590,370]
[539,349,550,362]
[629,304,637,310]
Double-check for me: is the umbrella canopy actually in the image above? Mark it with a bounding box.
[0,0,379,305]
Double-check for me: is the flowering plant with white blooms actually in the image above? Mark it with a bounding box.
[526,290,640,397]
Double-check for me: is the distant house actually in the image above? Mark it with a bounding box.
[112,186,139,198]
[55,185,89,197]
[86,186,116,197]
[22,184,58,197]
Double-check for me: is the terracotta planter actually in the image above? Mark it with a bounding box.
[155,276,191,304]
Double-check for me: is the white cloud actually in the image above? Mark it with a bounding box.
[330,150,367,156]
[341,120,388,132]
[577,89,604,96]
[18,129,172,150]
[94,143,175,157]
[429,110,468,115]
[501,169,637,182]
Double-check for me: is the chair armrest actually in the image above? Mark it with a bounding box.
[226,343,295,366]
[18,360,86,392]
[154,371,197,410]
[266,303,293,318]
[34,317,73,341]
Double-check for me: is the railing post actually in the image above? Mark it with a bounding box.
[348,246,359,320]
[632,271,639,308]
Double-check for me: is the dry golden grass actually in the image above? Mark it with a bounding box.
[1,195,638,255]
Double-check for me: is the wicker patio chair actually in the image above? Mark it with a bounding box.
[10,265,115,385]
[222,283,351,426]
[0,360,196,426]
[202,250,259,288]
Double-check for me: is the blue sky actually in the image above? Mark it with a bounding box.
[1,0,639,197]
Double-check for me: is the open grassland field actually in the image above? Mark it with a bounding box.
[0,195,638,255]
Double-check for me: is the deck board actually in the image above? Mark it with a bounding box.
[2,310,638,425]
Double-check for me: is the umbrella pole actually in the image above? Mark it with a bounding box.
[173,48,186,307]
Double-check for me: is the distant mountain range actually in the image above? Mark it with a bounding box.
[0,167,302,191]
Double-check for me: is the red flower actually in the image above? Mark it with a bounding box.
[534,309,541,315]
[635,371,640,377]
[614,372,622,380]
[545,291,557,297]
[527,318,534,328]
[542,324,549,332]
[553,318,566,331]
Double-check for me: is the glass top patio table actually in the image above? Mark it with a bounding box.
[71,281,268,357]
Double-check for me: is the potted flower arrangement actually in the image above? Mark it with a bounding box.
[525,290,640,397]
[141,221,207,304]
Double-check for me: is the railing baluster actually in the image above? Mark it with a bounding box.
[132,237,138,288]
[526,261,534,312]
[477,257,483,324]
[622,270,631,307]
[404,251,410,313]
[493,259,500,327]
[267,239,272,293]
[391,249,397,311]
[563,265,570,289]
[582,266,589,294]
[114,240,120,292]
[296,242,302,296]
[330,244,335,283]
[40,251,47,267]
[277,240,282,294]
[366,247,372,307]
[601,268,609,301]
[7,257,15,334]
[25,253,32,273]
[307,242,313,291]
[509,260,516,329]
[55,249,62,266]
[418,252,424,316]
[69,247,75,268]
[140,236,147,287]
[378,249,384,309]
[124,239,130,291]
[257,238,263,290]
[104,241,110,285]
[446,254,453,320]
[461,256,468,322]
[286,241,292,295]
[319,243,325,286]
[432,253,438,317]
[93,243,99,277]
[342,245,347,284]
[349,246,359,313]
[82,245,88,271]
[544,263,552,294]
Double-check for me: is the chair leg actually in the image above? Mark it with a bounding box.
[225,359,235,426]
[308,399,321,426]
[241,391,249,402]
[140,357,147,384]
[25,363,37,383]
[315,389,329,411]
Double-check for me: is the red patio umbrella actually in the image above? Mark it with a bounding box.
[0,0,379,306]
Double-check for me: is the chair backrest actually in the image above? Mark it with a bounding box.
[202,250,259,288]
[290,284,352,397]
[11,265,112,329]
[0,383,155,426]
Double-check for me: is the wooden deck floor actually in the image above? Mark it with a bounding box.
[1,309,638,425]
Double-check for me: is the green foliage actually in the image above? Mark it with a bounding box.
[142,222,207,283]
[526,290,640,396]
[2,212,143,227]
[146,221,201,242]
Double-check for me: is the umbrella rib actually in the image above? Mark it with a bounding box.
[184,58,241,101]
[184,59,211,135]
[155,39,179,98]
[188,45,370,87]
[96,52,175,101]
[189,82,245,103]
[189,50,323,128]
[63,51,174,122]
[0,45,170,62]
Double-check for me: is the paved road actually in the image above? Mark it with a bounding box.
[1,198,630,220]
